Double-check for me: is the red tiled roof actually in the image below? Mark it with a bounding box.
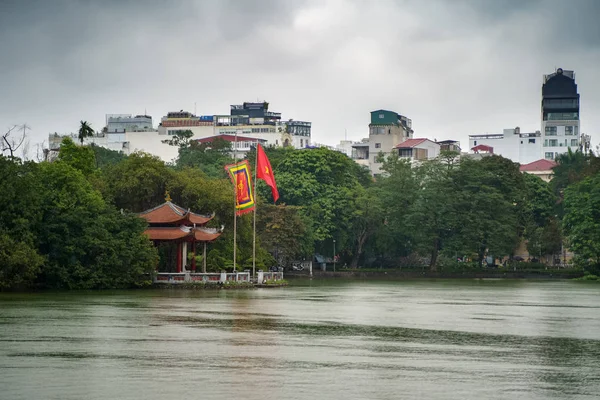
[138,202,213,225]
[519,159,557,172]
[394,138,428,149]
[195,134,267,143]
[144,227,221,242]
[471,144,494,153]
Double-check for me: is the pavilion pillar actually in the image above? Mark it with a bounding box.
[203,242,207,273]
[182,242,188,272]
[176,242,182,273]
[191,241,197,272]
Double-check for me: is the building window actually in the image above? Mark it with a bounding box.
[375,143,381,148]
[571,139,578,147]
[545,152,554,160]
[275,140,278,145]
[545,126,557,136]
[379,114,384,119]
[549,139,558,147]
[528,138,535,143]
[565,126,573,135]
[474,141,477,145]
[300,139,303,147]
[398,149,412,158]
[575,126,579,136]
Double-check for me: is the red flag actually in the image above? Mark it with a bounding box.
[256,144,279,202]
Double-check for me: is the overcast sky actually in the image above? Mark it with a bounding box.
[1,0,599,150]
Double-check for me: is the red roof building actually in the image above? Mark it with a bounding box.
[394,138,428,149]
[393,138,441,161]
[519,159,557,172]
[139,201,222,273]
[519,159,557,182]
[471,144,494,153]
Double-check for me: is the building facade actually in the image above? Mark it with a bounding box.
[157,111,215,139]
[468,127,542,165]
[105,114,153,133]
[541,68,580,160]
[395,138,440,163]
[519,159,557,182]
[217,102,312,148]
[47,102,312,163]
[468,68,581,164]
[367,109,413,175]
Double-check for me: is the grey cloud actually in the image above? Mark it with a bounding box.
[0,0,598,151]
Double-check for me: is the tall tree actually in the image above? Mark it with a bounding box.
[78,121,94,145]
[408,160,455,271]
[349,186,383,268]
[275,147,368,257]
[374,154,419,264]
[446,157,521,267]
[563,173,600,267]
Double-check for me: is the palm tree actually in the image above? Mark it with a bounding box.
[78,121,94,144]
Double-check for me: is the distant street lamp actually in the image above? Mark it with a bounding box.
[333,239,336,273]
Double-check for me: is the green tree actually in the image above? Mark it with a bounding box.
[522,173,562,258]
[162,129,194,148]
[275,147,367,256]
[256,204,312,267]
[78,120,94,144]
[100,152,174,212]
[408,160,455,271]
[176,137,233,178]
[563,173,600,266]
[552,149,600,195]
[0,234,44,290]
[33,162,157,289]
[57,137,96,176]
[373,154,419,265]
[90,143,127,168]
[349,186,383,268]
[446,157,522,267]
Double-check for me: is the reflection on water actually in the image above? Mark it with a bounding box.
[0,280,599,400]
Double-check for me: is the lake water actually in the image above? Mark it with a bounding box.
[1,280,599,400]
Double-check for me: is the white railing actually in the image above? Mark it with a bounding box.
[154,271,251,284]
[256,271,284,283]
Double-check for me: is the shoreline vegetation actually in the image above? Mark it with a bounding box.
[288,269,584,280]
[2,125,600,291]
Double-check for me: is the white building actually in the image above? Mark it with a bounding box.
[105,114,153,133]
[468,127,542,164]
[335,140,355,157]
[47,102,313,163]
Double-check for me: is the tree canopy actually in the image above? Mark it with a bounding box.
[1,133,598,290]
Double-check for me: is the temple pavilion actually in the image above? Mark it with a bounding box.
[139,200,222,273]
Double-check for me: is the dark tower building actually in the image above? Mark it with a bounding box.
[541,68,580,160]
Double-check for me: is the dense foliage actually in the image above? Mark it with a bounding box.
[1,132,598,290]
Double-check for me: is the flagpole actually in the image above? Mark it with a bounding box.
[252,141,258,282]
[233,129,238,273]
